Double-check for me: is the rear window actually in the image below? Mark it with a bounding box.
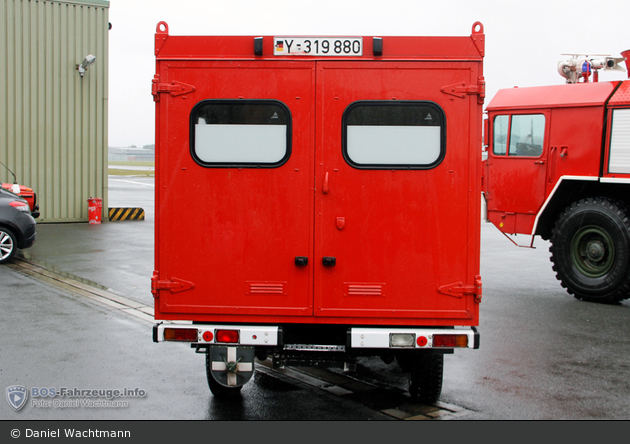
[342,101,446,169]
[190,100,291,167]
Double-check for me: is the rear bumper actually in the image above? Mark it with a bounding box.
[12,212,37,249]
[19,229,37,249]
[153,322,479,350]
[350,326,479,349]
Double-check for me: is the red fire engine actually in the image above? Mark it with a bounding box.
[151,22,484,401]
[483,51,630,304]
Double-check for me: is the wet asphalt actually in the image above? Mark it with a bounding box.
[16,177,157,305]
[2,176,630,420]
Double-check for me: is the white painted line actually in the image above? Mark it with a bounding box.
[10,259,154,325]
[109,178,155,187]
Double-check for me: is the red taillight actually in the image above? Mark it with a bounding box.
[202,331,214,342]
[417,336,428,347]
[433,334,468,348]
[215,329,239,344]
[9,200,30,213]
[163,328,198,342]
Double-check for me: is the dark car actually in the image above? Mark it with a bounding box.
[0,187,37,264]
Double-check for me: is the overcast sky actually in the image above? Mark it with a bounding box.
[107,0,630,147]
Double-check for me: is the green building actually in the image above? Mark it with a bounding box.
[0,0,110,222]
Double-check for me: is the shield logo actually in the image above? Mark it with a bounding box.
[6,385,28,411]
[210,346,255,387]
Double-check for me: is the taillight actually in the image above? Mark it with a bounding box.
[215,329,239,344]
[163,328,198,342]
[433,334,468,348]
[9,201,30,213]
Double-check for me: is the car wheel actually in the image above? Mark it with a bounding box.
[550,197,630,303]
[0,227,17,264]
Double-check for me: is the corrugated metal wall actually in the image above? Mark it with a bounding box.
[0,0,109,222]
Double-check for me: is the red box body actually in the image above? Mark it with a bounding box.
[152,23,484,328]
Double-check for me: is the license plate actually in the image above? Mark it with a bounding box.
[274,37,363,56]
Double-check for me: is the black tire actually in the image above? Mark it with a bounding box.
[409,352,443,403]
[549,197,630,303]
[205,350,243,397]
[0,227,17,264]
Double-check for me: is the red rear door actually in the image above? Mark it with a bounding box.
[314,62,480,322]
[155,61,316,317]
[155,59,481,325]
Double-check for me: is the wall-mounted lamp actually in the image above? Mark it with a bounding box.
[77,54,96,77]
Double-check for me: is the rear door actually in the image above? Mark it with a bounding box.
[314,62,480,321]
[155,59,480,323]
[155,61,316,317]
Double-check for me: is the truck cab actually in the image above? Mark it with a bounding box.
[483,62,630,304]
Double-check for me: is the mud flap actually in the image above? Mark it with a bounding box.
[209,346,255,388]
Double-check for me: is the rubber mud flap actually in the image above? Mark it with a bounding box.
[209,346,255,388]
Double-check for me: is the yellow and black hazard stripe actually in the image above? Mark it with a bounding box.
[108,207,145,222]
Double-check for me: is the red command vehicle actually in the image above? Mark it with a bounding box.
[483,53,630,304]
[152,22,484,401]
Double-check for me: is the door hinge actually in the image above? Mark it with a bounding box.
[441,77,485,104]
[151,272,195,297]
[151,75,196,101]
[438,275,482,303]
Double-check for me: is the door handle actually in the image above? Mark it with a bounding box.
[322,257,336,267]
[548,146,557,183]
[295,257,308,266]
[322,172,329,194]
[560,146,568,158]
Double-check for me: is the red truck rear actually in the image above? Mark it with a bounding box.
[151,22,484,401]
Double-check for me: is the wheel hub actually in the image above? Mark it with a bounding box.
[571,226,615,278]
[586,240,606,262]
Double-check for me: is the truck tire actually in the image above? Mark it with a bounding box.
[550,197,630,303]
[0,227,17,264]
[409,351,443,403]
[205,350,243,397]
